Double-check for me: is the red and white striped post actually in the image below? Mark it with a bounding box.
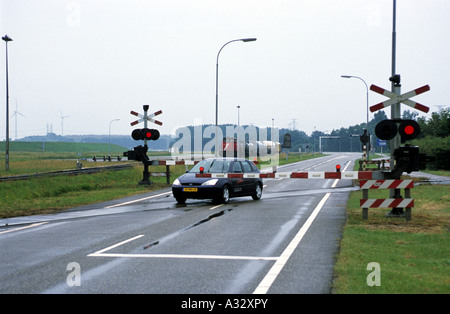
[359,179,414,220]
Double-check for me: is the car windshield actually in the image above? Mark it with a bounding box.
[189,159,232,173]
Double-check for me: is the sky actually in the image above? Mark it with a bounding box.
[0,0,449,140]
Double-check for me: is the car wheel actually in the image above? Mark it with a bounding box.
[215,185,230,204]
[252,183,262,200]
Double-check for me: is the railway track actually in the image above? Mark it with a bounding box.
[0,163,136,182]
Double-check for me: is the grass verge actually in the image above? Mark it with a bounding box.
[332,183,450,293]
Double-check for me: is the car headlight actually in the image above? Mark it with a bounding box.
[201,179,218,186]
[173,179,181,186]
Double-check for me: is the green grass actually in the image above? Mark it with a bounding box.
[0,164,186,218]
[333,184,450,294]
[1,141,126,154]
[0,142,178,218]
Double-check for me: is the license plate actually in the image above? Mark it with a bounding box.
[183,187,198,192]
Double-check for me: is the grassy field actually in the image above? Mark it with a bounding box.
[0,142,180,218]
[332,161,450,293]
[0,164,185,218]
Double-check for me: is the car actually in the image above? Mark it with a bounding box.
[172,158,263,204]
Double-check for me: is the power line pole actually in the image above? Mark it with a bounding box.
[2,35,13,171]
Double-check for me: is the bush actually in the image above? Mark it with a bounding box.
[412,136,450,170]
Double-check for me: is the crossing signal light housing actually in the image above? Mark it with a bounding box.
[399,120,420,143]
[131,128,160,141]
[336,164,341,172]
[375,120,397,141]
[375,119,421,143]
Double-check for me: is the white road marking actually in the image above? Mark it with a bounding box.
[209,204,224,210]
[88,234,277,261]
[252,192,331,294]
[90,252,277,261]
[88,234,145,255]
[105,191,172,208]
[0,222,48,235]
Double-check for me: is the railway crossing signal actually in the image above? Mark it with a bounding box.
[131,128,160,141]
[375,119,420,144]
[125,105,163,185]
[130,108,163,126]
[369,84,430,113]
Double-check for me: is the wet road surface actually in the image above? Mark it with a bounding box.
[1,153,360,294]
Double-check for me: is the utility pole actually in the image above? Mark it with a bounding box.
[2,35,13,171]
[389,0,403,216]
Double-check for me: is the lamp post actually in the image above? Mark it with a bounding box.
[237,105,240,126]
[215,38,256,155]
[341,75,370,160]
[2,35,12,171]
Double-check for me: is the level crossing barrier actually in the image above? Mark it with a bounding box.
[196,171,375,180]
[359,179,414,221]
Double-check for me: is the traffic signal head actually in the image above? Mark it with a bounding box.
[375,120,397,140]
[360,129,369,144]
[336,164,341,172]
[375,119,421,143]
[399,120,420,143]
[131,128,160,141]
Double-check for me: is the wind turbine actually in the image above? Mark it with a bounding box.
[59,110,70,136]
[11,100,25,140]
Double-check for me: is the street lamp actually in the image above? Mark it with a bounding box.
[341,75,370,160]
[2,35,12,171]
[215,38,256,126]
[214,38,256,156]
[237,105,240,126]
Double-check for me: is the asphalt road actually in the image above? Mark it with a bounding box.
[0,153,360,294]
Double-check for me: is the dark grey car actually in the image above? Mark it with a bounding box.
[172,158,263,204]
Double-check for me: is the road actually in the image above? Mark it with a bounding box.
[0,153,360,294]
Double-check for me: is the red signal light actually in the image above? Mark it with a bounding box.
[336,164,341,172]
[399,120,420,143]
[404,125,414,135]
[199,166,204,174]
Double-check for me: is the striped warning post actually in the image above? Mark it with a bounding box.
[359,180,414,190]
[360,198,414,208]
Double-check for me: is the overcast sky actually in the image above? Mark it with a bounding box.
[1,0,449,139]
